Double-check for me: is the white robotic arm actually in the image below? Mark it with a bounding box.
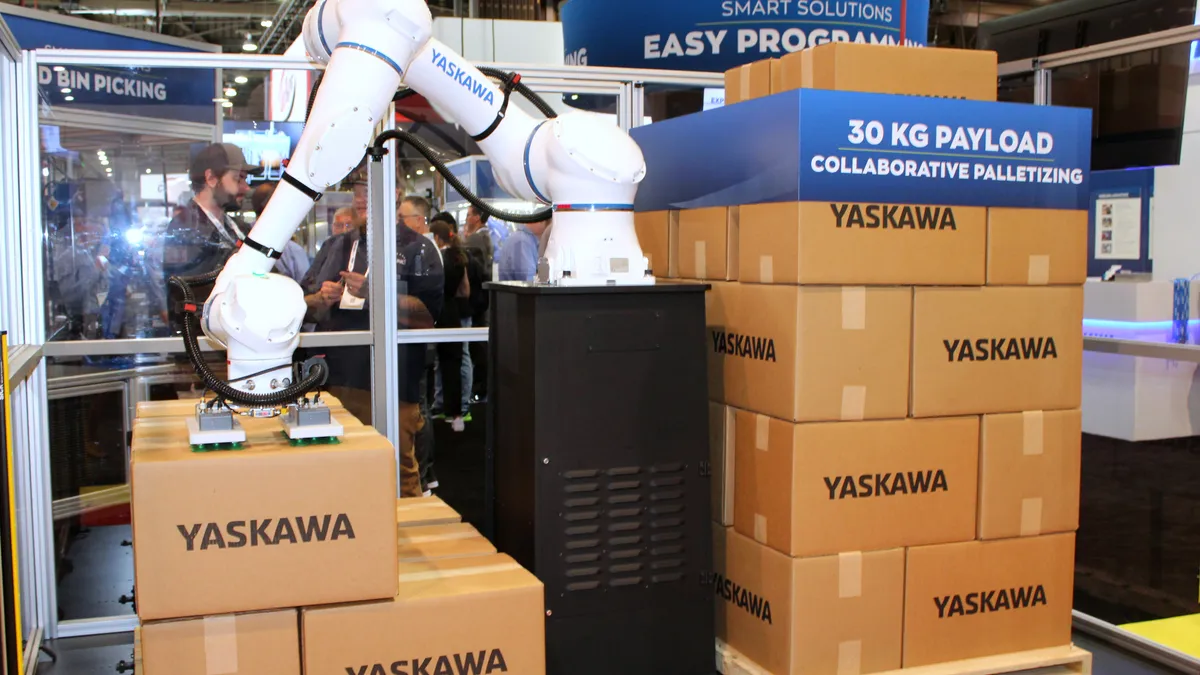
[199,0,652,399]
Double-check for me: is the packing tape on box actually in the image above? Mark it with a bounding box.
[398,561,524,583]
[1020,497,1044,536]
[841,386,866,421]
[759,255,774,284]
[838,551,863,599]
[841,287,866,330]
[740,64,752,101]
[203,614,238,675]
[399,530,478,544]
[838,640,863,675]
[695,240,707,279]
[1022,411,1045,456]
[755,414,769,451]
[801,49,813,87]
[754,514,768,543]
[1028,255,1051,285]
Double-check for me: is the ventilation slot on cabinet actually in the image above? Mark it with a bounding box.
[561,462,690,592]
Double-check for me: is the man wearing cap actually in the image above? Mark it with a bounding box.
[163,143,260,332]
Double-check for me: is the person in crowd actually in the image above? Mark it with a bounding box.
[250,181,312,284]
[298,194,443,497]
[331,207,357,237]
[162,143,260,332]
[497,215,551,282]
[429,221,473,433]
[463,204,494,268]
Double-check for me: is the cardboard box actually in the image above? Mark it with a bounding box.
[634,210,674,278]
[709,403,736,526]
[740,202,986,286]
[302,554,545,675]
[904,533,1076,666]
[734,413,978,558]
[704,280,737,403]
[911,286,1083,417]
[788,43,998,101]
[397,522,496,561]
[718,283,913,422]
[131,427,398,620]
[140,609,300,675]
[713,523,730,643]
[980,409,1081,540]
[987,208,1088,285]
[724,59,772,104]
[395,495,462,527]
[715,528,904,675]
[676,207,739,281]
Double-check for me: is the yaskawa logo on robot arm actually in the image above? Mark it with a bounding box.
[430,48,495,105]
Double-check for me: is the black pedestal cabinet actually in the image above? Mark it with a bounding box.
[485,281,715,675]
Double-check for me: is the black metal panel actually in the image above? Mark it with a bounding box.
[487,281,714,675]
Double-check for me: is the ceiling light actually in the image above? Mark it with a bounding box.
[53,66,65,72]
[221,101,234,108]
[225,88,237,97]
[100,159,109,166]
[63,96,74,102]
[212,97,228,103]
[428,167,434,172]
[571,94,579,100]
[61,88,71,94]
[406,174,412,179]
[242,36,258,52]
[41,167,48,177]
[416,170,424,176]
[146,168,152,174]
[234,75,248,84]
[261,19,273,27]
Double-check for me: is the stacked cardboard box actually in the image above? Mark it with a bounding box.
[131,400,546,675]
[666,41,1084,672]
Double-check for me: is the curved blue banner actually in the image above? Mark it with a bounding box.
[631,89,1092,211]
[562,0,930,72]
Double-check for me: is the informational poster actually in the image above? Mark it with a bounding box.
[1094,191,1142,259]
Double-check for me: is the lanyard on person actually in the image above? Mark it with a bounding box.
[340,237,369,310]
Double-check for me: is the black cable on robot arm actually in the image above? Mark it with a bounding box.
[371,129,553,225]
[167,273,329,407]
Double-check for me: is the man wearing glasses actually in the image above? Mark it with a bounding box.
[163,143,260,333]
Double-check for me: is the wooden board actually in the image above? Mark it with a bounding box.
[716,639,1092,675]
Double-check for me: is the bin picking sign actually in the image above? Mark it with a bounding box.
[2,8,217,125]
[562,0,930,72]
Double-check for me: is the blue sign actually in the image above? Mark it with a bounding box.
[631,88,1093,211]
[562,0,930,72]
[2,7,217,124]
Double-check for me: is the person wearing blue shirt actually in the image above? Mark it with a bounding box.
[497,217,551,282]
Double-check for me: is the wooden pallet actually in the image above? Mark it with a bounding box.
[716,639,1092,675]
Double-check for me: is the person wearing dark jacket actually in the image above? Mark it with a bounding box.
[162,143,259,333]
[299,197,444,496]
[429,221,471,433]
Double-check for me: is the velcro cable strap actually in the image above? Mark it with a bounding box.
[240,236,283,260]
[281,171,323,202]
[471,72,521,143]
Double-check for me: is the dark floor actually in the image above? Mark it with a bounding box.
[31,630,1188,675]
